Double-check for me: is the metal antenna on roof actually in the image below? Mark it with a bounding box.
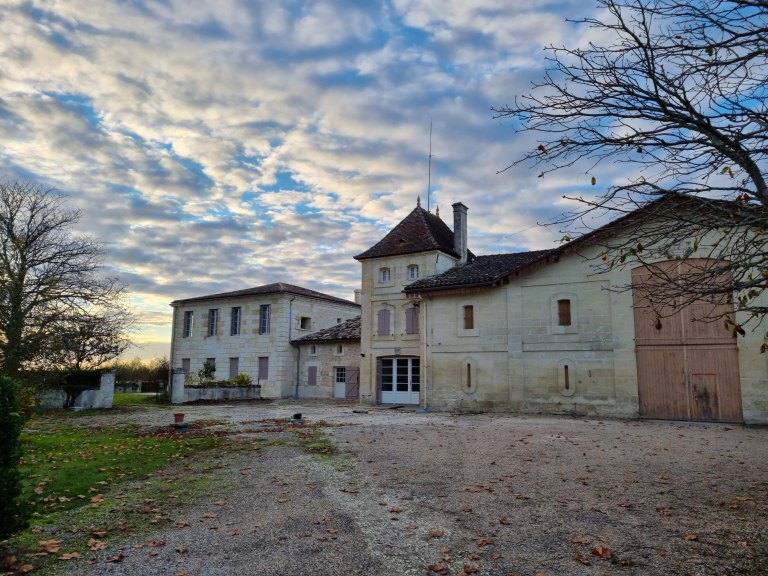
[427,119,433,212]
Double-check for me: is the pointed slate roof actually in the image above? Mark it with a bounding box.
[171,282,359,307]
[404,250,553,293]
[354,204,461,260]
[292,316,361,343]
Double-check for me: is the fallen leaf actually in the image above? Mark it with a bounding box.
[202,512,218,519]
[592,546,612,559]
[175,520,190,528]
[106,553,125,563]
[499,517,510,525]
[389,506,402,513]
[573,553,590,565]
[570,536,590,544]
[429,529,444,538]
[463,564,480,574]
[90,494,106,504]
[476,537,492,547]
[131,543,144,549]
[684,534,699,541]
[59,552,80,560]
[87,538,107,551]
[146,539,166,548]
[229,528,242,536]
[176,545,188,553]
[428,563,450,575]
[277,498,288,504]
[461,506,473,513]
[467,552,480,560]
[738,540,750,547]
[491,552,502,560]
[19,564,34,573]
[38,540,61,554]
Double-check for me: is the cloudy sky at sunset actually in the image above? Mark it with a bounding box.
[0,0,610,359]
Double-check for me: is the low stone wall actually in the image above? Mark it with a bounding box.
[39,372,116,409]
[170,369,261,404]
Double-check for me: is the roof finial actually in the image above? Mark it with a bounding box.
[417,195,421,208]
[436,205,440,218]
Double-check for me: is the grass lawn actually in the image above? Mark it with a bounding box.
[2,411,225,574]
[111,392,163,407]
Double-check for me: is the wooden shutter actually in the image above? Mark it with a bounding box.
[308,366,317,386]
[345,366,360,398]
[405,307,419,334]
[557,299,571,326]
[377,309,390,336]
[463,305,474,329]
[258,357,269,380]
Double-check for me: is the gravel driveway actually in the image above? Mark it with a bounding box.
[62,400,767,575]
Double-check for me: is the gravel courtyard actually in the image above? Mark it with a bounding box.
[62,400,767,575]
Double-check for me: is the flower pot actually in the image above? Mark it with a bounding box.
[174,413,185,424]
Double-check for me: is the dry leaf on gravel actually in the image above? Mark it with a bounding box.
[592,546,613,559]
[428,563,450,574]
[429,529,444,538]
[684,533,699,541]
[476,537,492,547]
[59,553,80,560]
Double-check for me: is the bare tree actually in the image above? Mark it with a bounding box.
[494,0,768,334]
[0,181,133,375]
[39,306,136,370]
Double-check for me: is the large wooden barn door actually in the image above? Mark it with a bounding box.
[632,260,743,423]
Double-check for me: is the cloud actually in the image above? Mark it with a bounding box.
[0,0,603,357]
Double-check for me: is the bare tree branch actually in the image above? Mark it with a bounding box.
[495,0,768,336]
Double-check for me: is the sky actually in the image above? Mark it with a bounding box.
[0,0,611,360]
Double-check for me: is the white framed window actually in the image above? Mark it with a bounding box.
[231,307,241,335]
[407,265,419,280]
[183,311,193,338]
[379,267,391,283]
[335,366,346,384]
[207,309,218,336]
[259,304,270,334]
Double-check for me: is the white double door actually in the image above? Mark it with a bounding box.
[380,357,420,405]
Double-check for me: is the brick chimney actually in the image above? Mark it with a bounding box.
[452,202,468,264]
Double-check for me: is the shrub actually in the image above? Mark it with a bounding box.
[0,376,28,537]
[230,373,253,387]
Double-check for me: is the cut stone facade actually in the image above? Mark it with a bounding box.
[170,283,360,399]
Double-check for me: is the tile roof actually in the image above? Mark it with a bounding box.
[171,282,360,307]
[404,250,553,293]
[354,204,461,260]
[292,316,361,343]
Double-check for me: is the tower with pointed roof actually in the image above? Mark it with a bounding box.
[353,200,470,405]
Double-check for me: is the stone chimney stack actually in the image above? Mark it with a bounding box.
[452,202,468,264]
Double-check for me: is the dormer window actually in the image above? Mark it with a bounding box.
[379,267,391,283]
[407,265,419,280]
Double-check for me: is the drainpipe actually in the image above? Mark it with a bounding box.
[422,296,428,411]
[289,297,300,399]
